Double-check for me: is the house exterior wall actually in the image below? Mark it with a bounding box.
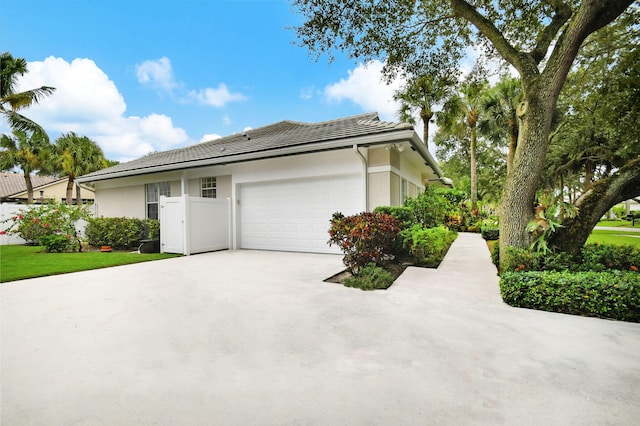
[94,185,145,218]
[187,175,232,199]
[366,146,425,210]
[92,150,363,220]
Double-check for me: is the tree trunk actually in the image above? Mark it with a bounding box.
[499,86,553,262]
[76,183,82,206]
[24,174,34,204]
[66,177,74,205]
[420,107,433,153]
[470,125,478,209]
[549,157,640,254]
[507,118,518,176]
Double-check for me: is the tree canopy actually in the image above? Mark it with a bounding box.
[293,0,637,263]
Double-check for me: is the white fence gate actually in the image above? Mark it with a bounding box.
[159,195,231,255]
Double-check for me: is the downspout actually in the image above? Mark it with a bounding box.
[353,144,368,211]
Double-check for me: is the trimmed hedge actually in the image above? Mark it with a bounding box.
[481,226,499,241]
[499,244,640,274]
[500,270,640,322]
[85,217,159,249]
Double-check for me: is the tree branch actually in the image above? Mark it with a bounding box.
[449,0,535,76]
[530,0,573,63]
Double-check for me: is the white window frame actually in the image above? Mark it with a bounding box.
[200,177,217,198]
[146,182,171,219]
[401,178,408,204]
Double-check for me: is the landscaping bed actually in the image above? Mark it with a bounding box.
[494,243,640,322]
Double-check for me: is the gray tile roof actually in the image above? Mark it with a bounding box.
[0,173,58,198]
[80,113,415,181]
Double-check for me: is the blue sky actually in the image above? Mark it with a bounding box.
[2,0,463,162]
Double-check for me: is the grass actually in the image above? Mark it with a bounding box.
[587,229,640,246]
[597,220,638,228]
[0,245,181,283]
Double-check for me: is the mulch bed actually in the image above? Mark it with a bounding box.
[324,261,409,284]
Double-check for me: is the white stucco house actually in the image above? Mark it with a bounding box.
[77,113,450,254]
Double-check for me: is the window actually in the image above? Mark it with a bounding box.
[401,178,408,204]
[146,182,171,219]
[201,177,217,198]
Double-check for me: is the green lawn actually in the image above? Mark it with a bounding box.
[597,220,638,228]
[0,245,181,283]
[587,229,640,246]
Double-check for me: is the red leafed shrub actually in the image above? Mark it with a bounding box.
[328,212,400,273]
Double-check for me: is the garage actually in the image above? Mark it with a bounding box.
[238,174,363,253]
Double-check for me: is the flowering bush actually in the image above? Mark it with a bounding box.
[328,211,400,274]
[1,201,90,252]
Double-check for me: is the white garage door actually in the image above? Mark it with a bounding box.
[239,174,363,253]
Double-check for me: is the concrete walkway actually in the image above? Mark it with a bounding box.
[2,234,639,425]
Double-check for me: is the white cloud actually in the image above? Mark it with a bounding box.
[222,114,232,126]
[324,61,405,122]
[189,83,246,107]
[300,85,315,100]
[15,56,189,162]
[135,57,177,92]
[199,133,222,143]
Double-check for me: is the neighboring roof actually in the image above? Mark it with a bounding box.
[79,112,439,182]
[0,173,58,198]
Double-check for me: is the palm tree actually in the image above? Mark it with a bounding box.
[394,74,455,152]
[437,79,489,209]
[480,77,522,176]
[54,132,107,205]
[0,130,51,203]
[1,52,56,136]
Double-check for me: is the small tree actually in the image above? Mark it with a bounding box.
[0,130,51,203]
[52,132,107,205]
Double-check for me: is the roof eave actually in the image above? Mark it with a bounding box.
[78,128,443,183]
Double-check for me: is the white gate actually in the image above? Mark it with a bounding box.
[159,195,231,255]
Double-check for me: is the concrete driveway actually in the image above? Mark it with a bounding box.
[2,234,639,425]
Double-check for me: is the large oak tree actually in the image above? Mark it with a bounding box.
[292,0,636,264]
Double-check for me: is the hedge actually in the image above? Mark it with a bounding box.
[500,270,640,322]
[85,217,159,249]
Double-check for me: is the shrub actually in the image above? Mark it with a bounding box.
[403,186,463,228]
[500,270,640,322]
[502,244,640,274]
[491,241,500,268]
[581,243,640,272]
[399,225,457,267]
[328,211,400,273]
[481,226,500,241]
[343,263,395,290]
[1,201,89,252]
[372,205,415,229]
[146,219,160,239]
[85,217,154,249]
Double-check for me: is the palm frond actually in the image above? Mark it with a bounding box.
[0,86,56,110]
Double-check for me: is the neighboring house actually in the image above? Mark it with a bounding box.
[78,113,451,254]
[0,172,95,204]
